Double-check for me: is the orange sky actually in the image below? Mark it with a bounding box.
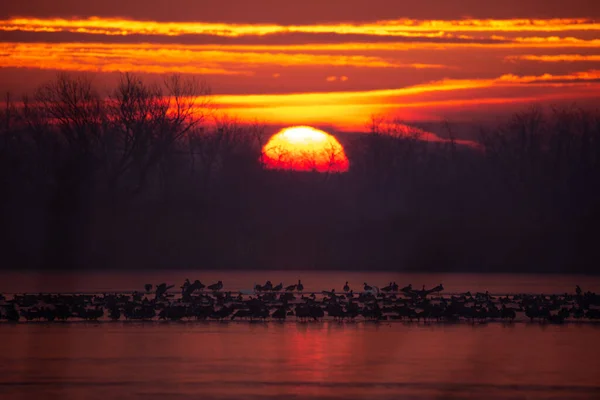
[0,1,599,131]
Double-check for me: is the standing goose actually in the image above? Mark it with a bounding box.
[208,281,223,291]
[271,306,287,321]
[285,283,297,292]
[381,282,393,292]
[155,283,174,299]
[272,282,283,292]
[181,279,191,295]
[297,280,304,292]
[363,282,373,292]
[183,280,205,297]
[343,281,350,292]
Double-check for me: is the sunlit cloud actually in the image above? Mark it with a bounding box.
[181,36,600,49]
[0,15,598,129]
[216,71,600,107]
[215,71,600,128]
[1,17,598,38]
[506,54,600,62]
[0,42,452,74]
[325,76,350,82]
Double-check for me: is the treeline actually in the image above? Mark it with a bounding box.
[1,73,599,273]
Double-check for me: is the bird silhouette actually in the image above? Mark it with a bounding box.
[285,283,297,291]
[207,281,223,291]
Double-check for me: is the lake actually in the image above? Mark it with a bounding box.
[1,271,599,399]
[1,322,600,399]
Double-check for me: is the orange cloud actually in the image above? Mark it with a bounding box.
[326,76,349,82]
[185,37,600,50]
[506,54,600,62]
[215,71,600,128]
[496,70,600,83]
[0,42,451,74]
[217,71,600,107]
[1,17,598,38]
[0,43,249,75]
[0,16,598,131]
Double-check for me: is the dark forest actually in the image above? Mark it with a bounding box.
[1,73,599,273]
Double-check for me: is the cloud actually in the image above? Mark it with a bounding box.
[0,29,516,46]
[1,17,597,38]
[0,42,454,73]
[216,70,600,107]
[505,54,600,62]
[211,70,600,127]
[325,76,349,82]
[0,13,597,128]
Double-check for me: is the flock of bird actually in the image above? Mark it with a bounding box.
[0,279,599,324]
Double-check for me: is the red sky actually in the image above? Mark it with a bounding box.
[1,0,599,130]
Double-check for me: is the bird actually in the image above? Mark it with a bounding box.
[272,282,283,291]
[271,307,287,321]
[155,283,174,299]
[429,284,444,294]
[207,281,223,291]
[144,284,152,293]
[400,284,412,293]
[183,280,204,297]
[364,282,373,291]
[297,280,304,292]
[382,282,393,292]
[285,283,297,292]
[181,278,190,291]
[343,281,350,292]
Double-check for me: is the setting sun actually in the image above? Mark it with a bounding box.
[262,126,349,172]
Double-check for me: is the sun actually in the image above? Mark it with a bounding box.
[261,126,349,172]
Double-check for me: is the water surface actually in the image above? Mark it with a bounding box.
[1,322,599,400]
[2,271,599,399]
